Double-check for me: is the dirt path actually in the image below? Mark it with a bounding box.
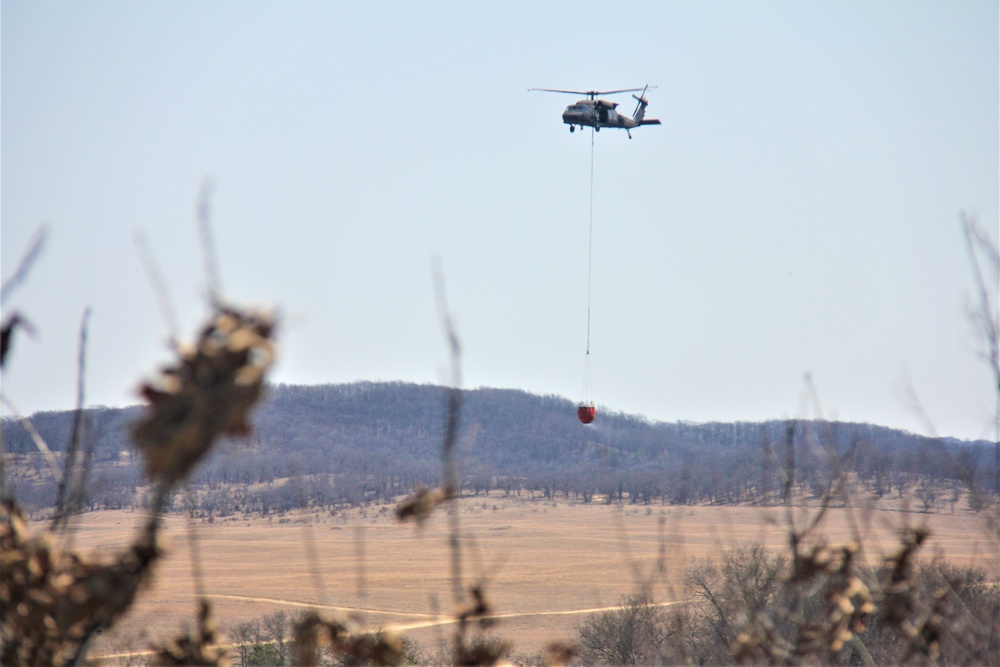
[204,592,433,618]
[202,592,695,631]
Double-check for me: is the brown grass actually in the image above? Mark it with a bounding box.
[75,492,998,659]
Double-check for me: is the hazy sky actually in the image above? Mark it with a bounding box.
[2,1,997,440]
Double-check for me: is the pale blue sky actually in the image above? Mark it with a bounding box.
[2,1,997,439]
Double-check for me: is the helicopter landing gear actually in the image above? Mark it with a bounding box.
[570,125,575,133]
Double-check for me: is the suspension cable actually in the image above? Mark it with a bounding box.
[581,127,595,405]
[587,127,594,355]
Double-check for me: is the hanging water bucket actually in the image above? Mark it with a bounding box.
[577,402,596,424]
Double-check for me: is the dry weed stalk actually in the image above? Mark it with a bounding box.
[394,268,511,665]
[50,308,93,534]
[879,526,959,662]
[881,526,929,629]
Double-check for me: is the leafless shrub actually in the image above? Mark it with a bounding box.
[575,594,677,665]
[454,633,514,666]
[646,535,996,666]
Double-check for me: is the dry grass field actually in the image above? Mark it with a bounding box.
[68,492,998,660]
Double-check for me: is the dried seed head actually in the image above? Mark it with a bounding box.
[132,305,277,485]
[543,640,577,666]
[150,600,230,666]
[396,485,449,524]
[292,610,401,666]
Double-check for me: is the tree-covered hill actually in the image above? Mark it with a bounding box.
[3,381,997,515]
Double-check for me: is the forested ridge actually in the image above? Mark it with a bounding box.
[3,381,997,516]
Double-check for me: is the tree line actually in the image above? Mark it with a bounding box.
[3,381,997,517]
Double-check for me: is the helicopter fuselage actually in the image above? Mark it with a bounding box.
[562,99,628,130]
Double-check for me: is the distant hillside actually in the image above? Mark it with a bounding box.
[3,381,997,515]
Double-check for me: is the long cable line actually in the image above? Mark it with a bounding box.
[579,127,595,418]
[587,127,594,356]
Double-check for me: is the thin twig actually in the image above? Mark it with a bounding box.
[0,225,47,304]
[135,232,180,345]
[0,395,63,488]
[961,214,999,386]
[69,307,92,510]
[147,482,172,530]
[52,308,92,532]
[197,178,222,306]
[960,213,1000,441]
[302,521,330,608]
[899,367,940,438]
[185,486,207,600]
[959,212,1000,539]
[433,258,464,608]
[354,525,368,624]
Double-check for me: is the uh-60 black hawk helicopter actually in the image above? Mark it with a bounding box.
[529,85,661,139]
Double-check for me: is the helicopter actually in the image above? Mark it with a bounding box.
[529,85,661,139]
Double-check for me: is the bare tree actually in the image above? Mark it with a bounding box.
[261,611,289,666]
[229,619,261,667]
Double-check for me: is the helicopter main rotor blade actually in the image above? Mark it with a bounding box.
[529,87,653,98]
[528,88,593,95]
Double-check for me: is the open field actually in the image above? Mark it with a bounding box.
[65,493,998,659]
